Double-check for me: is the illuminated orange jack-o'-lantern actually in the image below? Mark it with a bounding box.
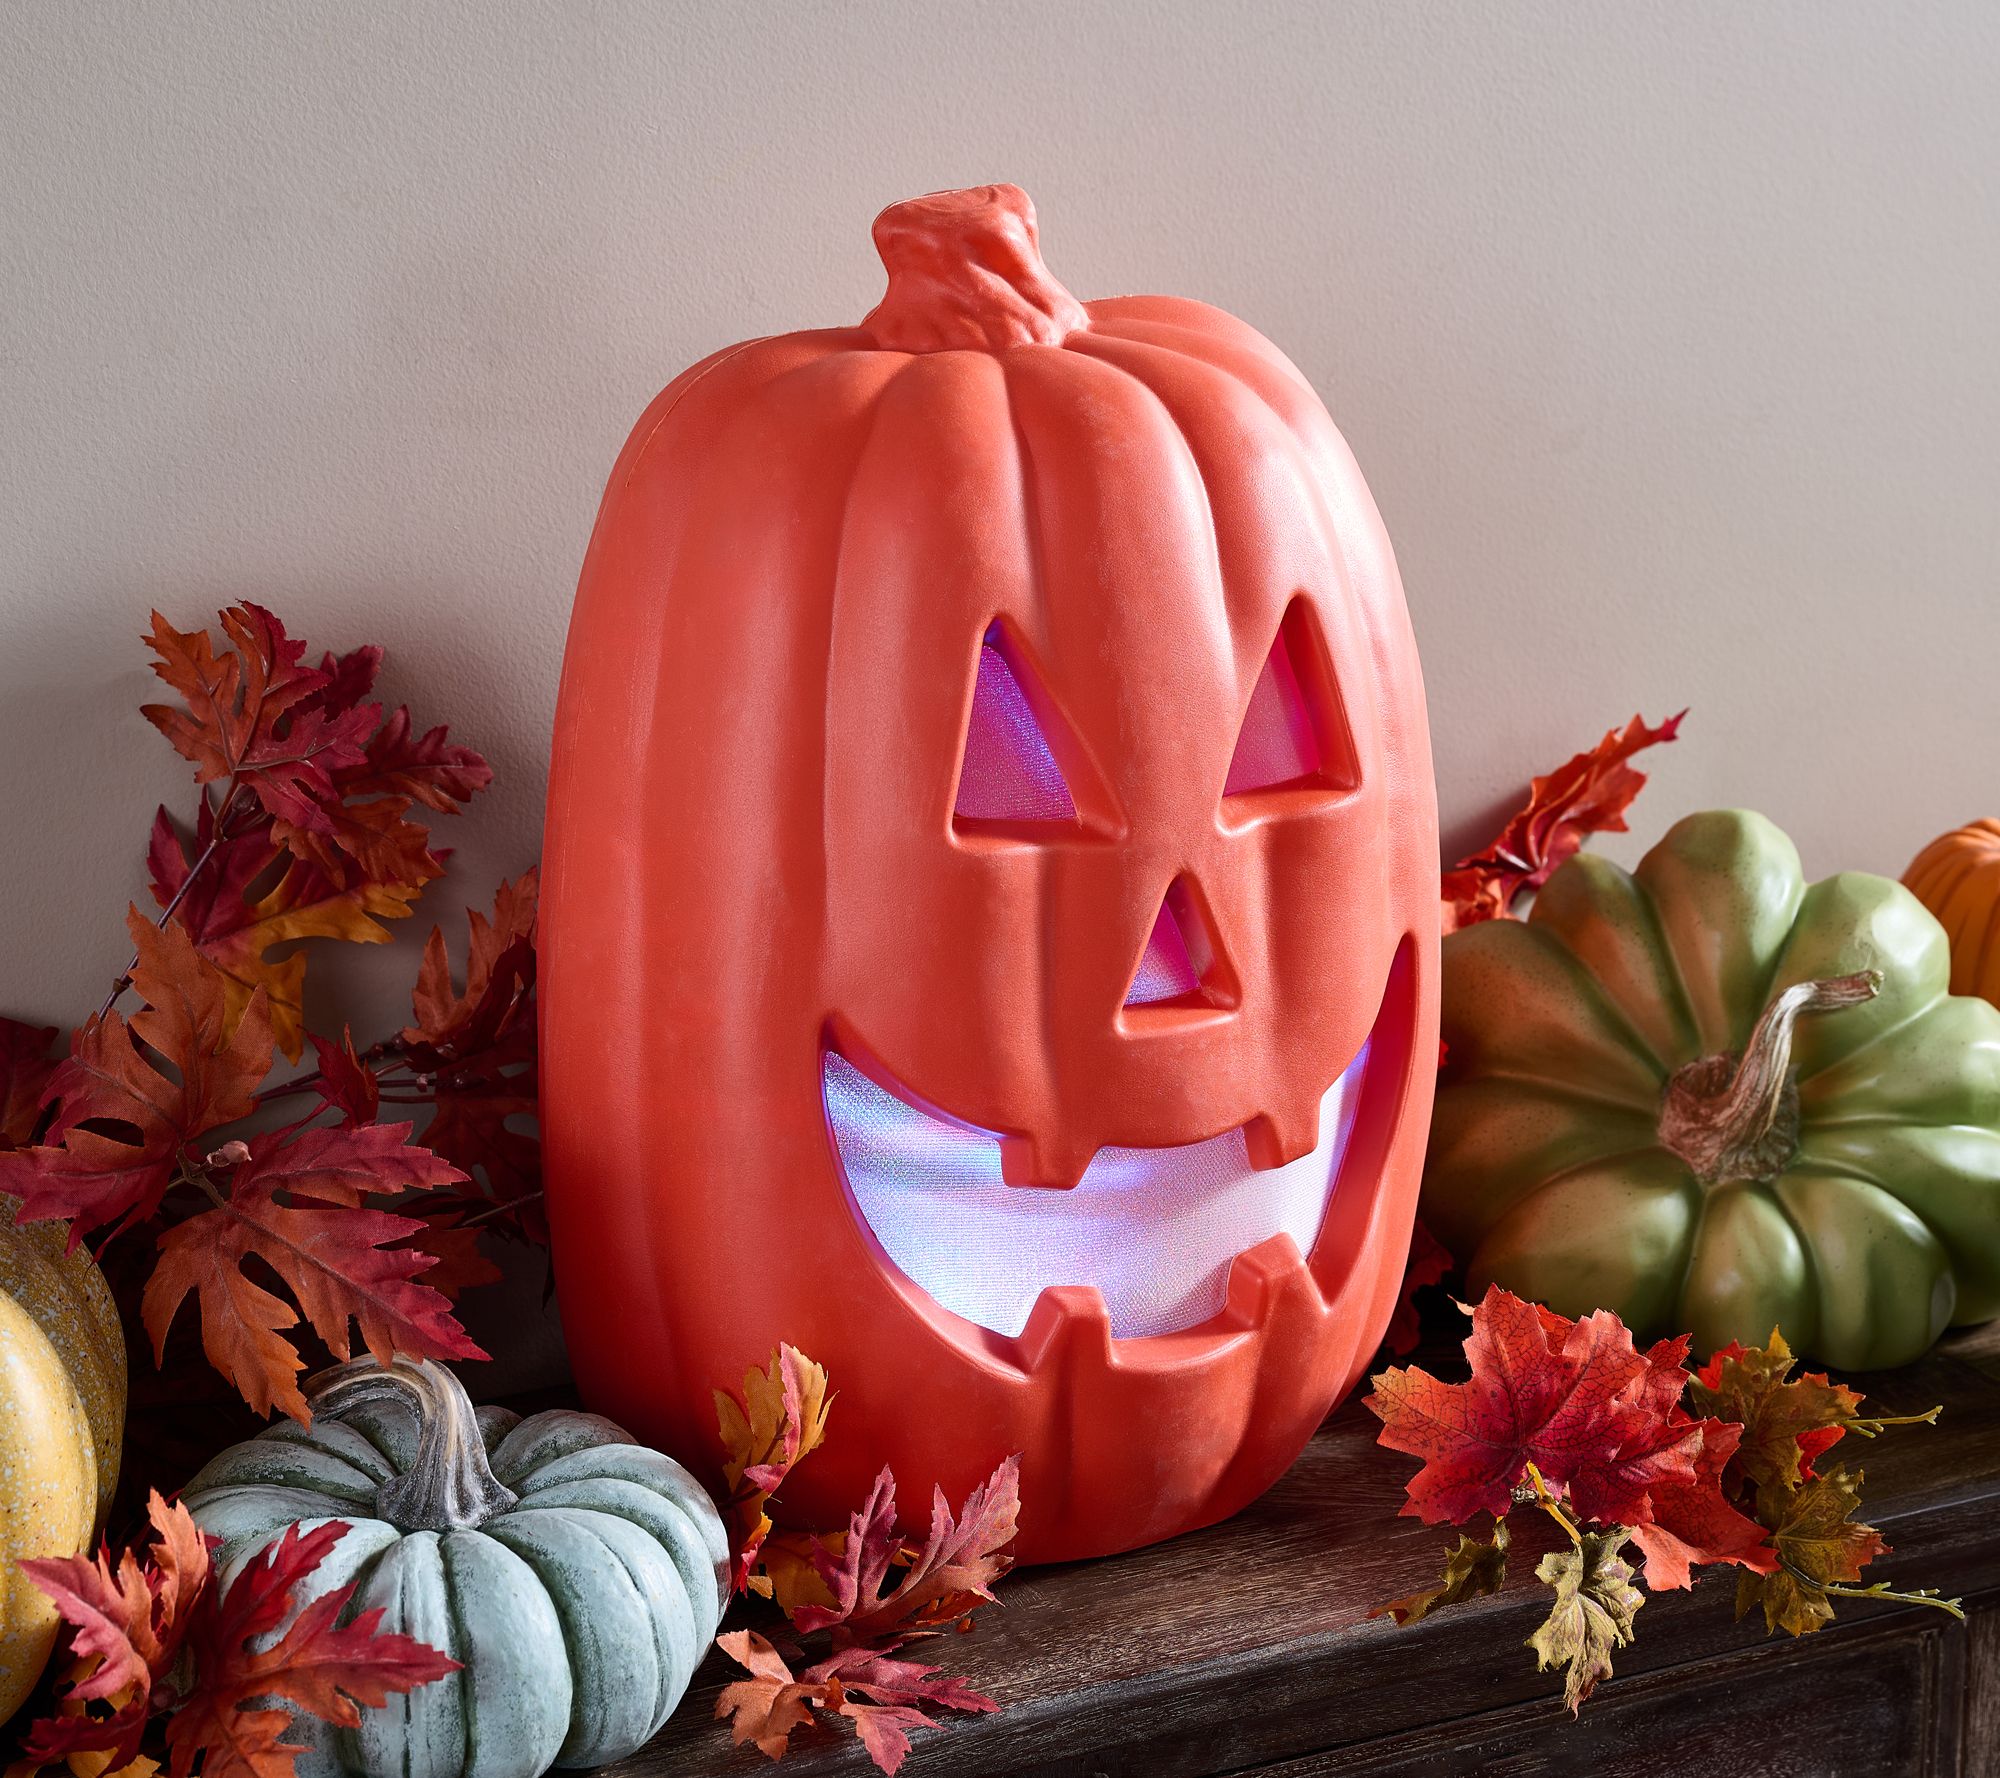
[542,185,1439,1561]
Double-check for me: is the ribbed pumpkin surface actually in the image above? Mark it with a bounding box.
[0,1201,126,1515]
[185,1384,729,1775]
[1906,818,2000,1007]
[0,1291,95,1724]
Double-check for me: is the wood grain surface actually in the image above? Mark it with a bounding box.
[607,1321,2000,1778]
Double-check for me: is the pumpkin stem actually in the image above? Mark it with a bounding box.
[306,1356,518,1533]
[861,185,1088,354]
[1657,970,1882,1185]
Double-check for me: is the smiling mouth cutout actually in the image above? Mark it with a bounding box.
[821,1042,1369,1342]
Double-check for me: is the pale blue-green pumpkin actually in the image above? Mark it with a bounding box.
[182,1358,729,1776]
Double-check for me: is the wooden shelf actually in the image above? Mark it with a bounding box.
[615,1322,2000,1777]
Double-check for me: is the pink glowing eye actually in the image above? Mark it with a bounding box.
[952,629,1076,827]
[1224,601,1358,801]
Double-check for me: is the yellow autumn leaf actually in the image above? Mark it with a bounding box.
[206,862,428,1061]
[718,1344,832,1491]
[754,1527,841,1614]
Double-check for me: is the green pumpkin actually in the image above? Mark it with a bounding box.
[1425,809,2000,1370]
[182,1358,729,1775]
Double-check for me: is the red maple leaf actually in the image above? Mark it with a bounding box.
[1371,1290,1776,1587]
[1442,711,1684,932]
[1562,1332,1773,1586]
[1368,1287,1675,1524]
[1621,1415,1776,1589]
[142,1123,485,1422]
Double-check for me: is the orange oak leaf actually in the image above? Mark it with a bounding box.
[2,915,275,1236]
[0,1017,59,1150]
[715,1631,827,1761]
[838,1700,936,1777]
[163,1519,459,1778]
[337,699,493,814]
[397,873,541,1226]
[142,1124,484,1421]
[16,1493,214,1771]
[150,809,427,1062]
[270,796,437,894]
[1441,711,1684,932]
[116,912,277,1145]
[716,1344,834,1594]
[307,1029,380,1127]
[142,609,489,895]
[394,1206,504,1301]
[1367,1286,1678,1525]
[716,1633,997,1776]
[141,606,375,849]
[792,1454,1021,1644]
[756,1529,841,1616]
[404,872,537,1057]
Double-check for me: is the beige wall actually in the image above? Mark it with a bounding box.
[4,1,1997,1044]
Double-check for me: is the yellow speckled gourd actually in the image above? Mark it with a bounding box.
[0,1201,127,1726]
[1905,819,2000,1008]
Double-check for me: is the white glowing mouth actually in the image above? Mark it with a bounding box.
[822,1045,1368,1341]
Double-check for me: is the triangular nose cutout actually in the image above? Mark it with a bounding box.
[1123,877,1237,1011]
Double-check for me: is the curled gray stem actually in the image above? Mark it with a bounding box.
[307,1356,518,1533]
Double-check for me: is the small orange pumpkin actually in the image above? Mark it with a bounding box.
[1904,820,2000,1007]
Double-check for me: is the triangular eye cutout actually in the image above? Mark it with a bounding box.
[952,624,1117,839]
[1223,599,1359,803]
[1122,876,1238,1013]
[954,638,1075,822]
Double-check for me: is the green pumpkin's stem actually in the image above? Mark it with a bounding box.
[1657,971,1882,1185]
[307,1357,518,1532]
